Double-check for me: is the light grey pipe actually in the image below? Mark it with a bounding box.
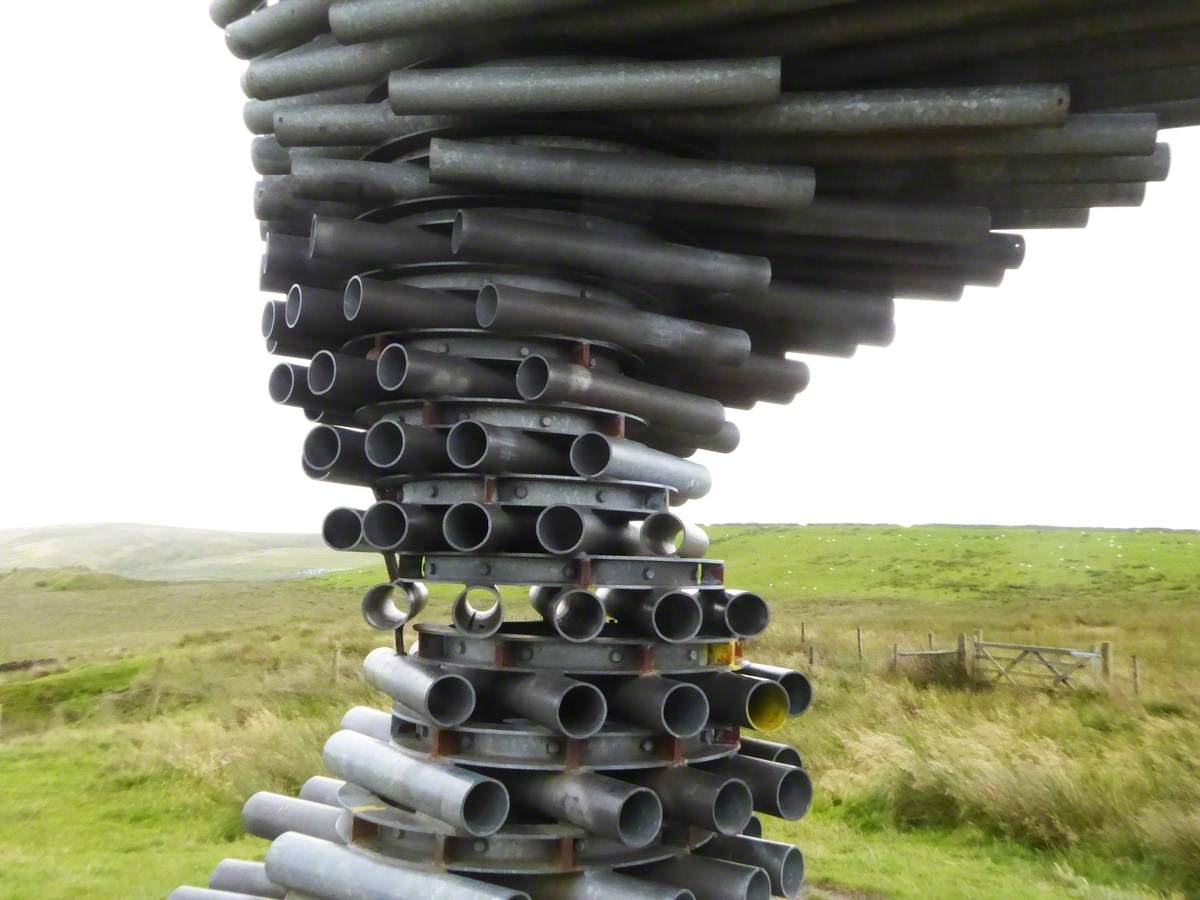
[361,500,445,552]
[696,834,805,899]
[598,588,703,643]
[700,754,813,820]
[498,870,695,900]
[364,421,450,474]
[209,860,286,899]
[241,792,346,844]
[640,512,709,558]
[340,705,393,742]
[169,888,272,900]
[361,647,475,727]
[264,832,530,899]
[297,776,346,807]
[536,505,643,556]
[446,421,569,475]
[632,855,770,900]
[502,771,663,847]
[210,0,262,28]
[430,139,815,210]
[467,670,608,739]
[389,58,782,114]
[225,0,334,59]
[528,586,607,643]
[323,730,509,836]
[605,674,710,738]
[361,580,429,630]
[570,433,712,499]
[624,766,753,835]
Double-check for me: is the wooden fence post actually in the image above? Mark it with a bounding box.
[800,622,806,644]
[1100,641,1112,681]
[1131,655,1140,695]
[150,657,165,717]
[927,632,934,650]
[891,643,899,672]
[332,644,342,684]
[856,627,864,663]
[807,644,816,666]
[957,633,969,681]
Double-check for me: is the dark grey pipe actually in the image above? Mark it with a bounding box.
[626,766,753,835]
[211,0,262,28]
[598,588,703,643]
[275,102,461,148]
[454,209,771,294]
[605,674,710,738]
[991,207,1090,229]
[630,84,1069,136]
[242,792,346,844]
[376,344,518,399]
[242,32,461,100]
[362,647,475,727]
[498,870,694,900]
[430,139,815,210]
[255,178,358,226]
[364,420,450,473]
[310,216,453,266]
[321,507,370,552]
[303,406,359,429]
[243,86,373,135]
[640,512,710,559]
[308,350,391,404]
[261,231,360,292]
[503,771,662,847]
[264,832,529,899]
[324,730,509,835]
[209,860,285,899]
[689,671,789,732]
[697,834,804,899]
[528,586,607,642]
[640,421,741,456]
[705,280,893,331]
[472,671,608,739]
[340,705,393,742]
[700,590,770,639]
[662,355,811,407]
[443,502,538,553]
[571,433,712,499]
[446,421,569,475]
[345,277,479,332]
[285,284,356,340]
[477,283,751,365]
[302,425,376,486]
[361,500,445,552]
[331,0,599,41]
[225,0,334,59]
[361,580,429,630]
[389,58,782,114]
[519,357,727,436]
[742,816,763,838]
[536,505,642,556]
[290,157,441,205]
[252,136,293,175]
[739,662,813,716]
[298,776,346,808]
[633,855,770,900]
[700,754,813,820]
[739,737,803,768]
[268,362,325,410]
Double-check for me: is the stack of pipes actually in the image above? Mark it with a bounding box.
[176,1,1198,897]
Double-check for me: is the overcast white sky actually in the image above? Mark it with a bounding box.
[1,6,1196,534]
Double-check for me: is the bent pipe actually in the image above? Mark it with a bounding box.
[519,357,727,437]
[623,766,754,836]
[738,662,814,716]
[453,208,771,295]
[298,776,346,808]
[536,505,643,556]
[264,832,530,900]
[697,834,805,900]
[699,754,814,821]
[361,580,429,630]
[361,500,446,552]
[604,674,710,739]
[476,282,751,366]
[241,792,347,844]
[447,420,569,475]
[528,586,607,643]
[323,730,509,836]
[340,705,393,743]
[571,433,713,498]
[208,859,285,898]
[468,670,608,739]
[361,647,476,728]
[598,588,704,643]
[631,855,771,900]
[501,771,663,848]
[363,420,450,473]
[376,344,519,399]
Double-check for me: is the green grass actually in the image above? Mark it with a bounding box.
[0,524,1197,899]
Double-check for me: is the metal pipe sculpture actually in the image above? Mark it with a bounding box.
[179,1,1199,896]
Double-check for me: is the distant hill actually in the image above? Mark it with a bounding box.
[0,523,352,581]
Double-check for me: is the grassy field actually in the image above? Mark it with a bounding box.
[1,524,1197,899]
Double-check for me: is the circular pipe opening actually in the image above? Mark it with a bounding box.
[362,582,421,630]
[363,502,409,551]
[775,767,814,821]
[307,351,337,396]
[269,363,298,403]
[746,680,789,733]
[376,344,409,391]
[777,671,813,717]
[745,867,771,900]
[654,591,702,643]
[515,356,551,400]
[551,590,606,642]
[302,425,341,471]
[641,513,686,555]
[343,276,365,321]
[661,682,709,739]
[450,210,467,254]
[569,432,611,477]
[742,815,763,838]
[365,420,407,469]
[261,301,280,339]
[536,506,585,555]
[444,502,492,553]
[461,779,510,837]
[452,585,504,637]
[322,507,363,550]
[426,673,476,728]
[779,846,806,897]
[618,788,663,849]
[556,683,607,739]
[725,592,769,638]
[476,284,500,328]
[446,421,488,469]
[712,779,754,836]
[285,284,303,328]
